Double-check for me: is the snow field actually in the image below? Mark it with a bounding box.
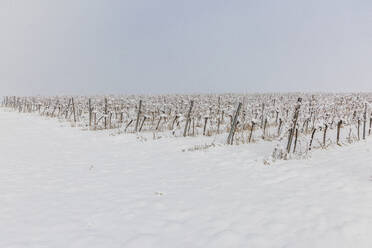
[1,109,372,248]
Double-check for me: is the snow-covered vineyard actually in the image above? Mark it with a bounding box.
[3,93,372,161]
[1,94,372,247]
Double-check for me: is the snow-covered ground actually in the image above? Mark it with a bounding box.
[1,109,372,248]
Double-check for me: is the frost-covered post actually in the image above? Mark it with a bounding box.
[260,103,265,128]
[293,128,298,153]
[139,116,147,132]
[323,123,328,148]
[363,103,367,140]
[277,118,282,137]
[262,118,267,140]
[171,115,178,130]
[120,112,124,124]
[104,98,108,129]
[125,119,133,132]
[65,98,71,119]
[286,97,302,153]
[249,121,255,143]
[134,100,142,132]
[217,96,221,116]
[309,128,316,151]
[108,112,112,129]
[227,102,242,145]
[275,110,279,125]
[203,116,208,136]
[183,100,194,137]
[192,117,195,136]
[155,116,162,131]
[93,112,97,130]
[217,110,224,134]
[88,98,92,128]
[337,120,342,146]
[71,97,76,123]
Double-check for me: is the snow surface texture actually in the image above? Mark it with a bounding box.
[1,109,372,248]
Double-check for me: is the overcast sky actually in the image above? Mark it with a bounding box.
[0,0,371,95]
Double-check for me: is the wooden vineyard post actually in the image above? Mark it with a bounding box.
[231,121,239,143]
[203,117,208,136]
[71,97,76,123]
[65,98,71,119]
[151,112,155,126]
[286,97,302,154]
[186,116,191,135]
[277,118,282,137]
[249,121,255,143]
[104,98,108,129]
[275,110,279,125]
[227,102,242,145]
[293,128,298,153]
[125,120,133,132]
[88,98,92,128]
[171,115,178,130]
[260,103,265,128]
[192,118,195,136]
[217,111,224,134]
[155,116,162,131]
[363,103,367,140]
[311,112,317,131]
[93,112,97,130]
[337,120,342,146]
[217,96,221,116]
[309,128,316,151]
[323,124,328,148]
[135,100,142,132]
[139,116,147,132]
[183,100,194,137]
[108,112,112,129]
[120,112,124,125]
[262,118,267,140]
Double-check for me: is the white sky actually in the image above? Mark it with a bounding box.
[1,0,372,95]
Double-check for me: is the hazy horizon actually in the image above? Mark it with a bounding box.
[1,0,371,96]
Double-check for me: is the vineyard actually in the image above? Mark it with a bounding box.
[3,93,372,161]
